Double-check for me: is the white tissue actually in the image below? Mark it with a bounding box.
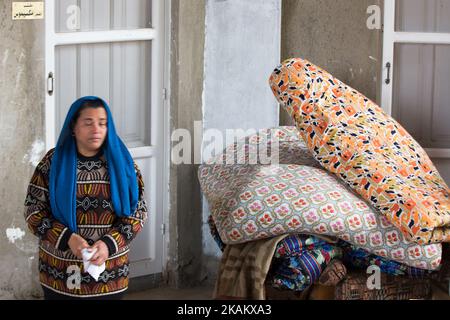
[81,248,105,282]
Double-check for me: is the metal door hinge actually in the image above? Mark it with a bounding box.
[161,223,166,235]
[47,72,54,96]
[162,88,168,101]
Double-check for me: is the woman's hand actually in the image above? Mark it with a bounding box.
[68,233,89,259]
[89,240,109,266]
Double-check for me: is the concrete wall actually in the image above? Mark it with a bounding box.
[168,0,282,287]
[168,0,206,287]
[281,0,383,125]
[200,0,282,284]
[0,0,45,299]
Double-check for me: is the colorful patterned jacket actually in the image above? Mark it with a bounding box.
[24,149,148,298]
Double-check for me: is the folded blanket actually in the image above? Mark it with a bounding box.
[269,58,450,244]
[213,235,288,300]
[268,234,342,291]
[199,127,442,270]
[267,234,435,292]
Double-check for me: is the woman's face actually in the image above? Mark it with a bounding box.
[73,107,108,157]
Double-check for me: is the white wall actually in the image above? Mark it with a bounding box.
[201,0,281,280]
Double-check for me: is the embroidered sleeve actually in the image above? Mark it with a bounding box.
[24,149,73,251]
[100,163,148,255]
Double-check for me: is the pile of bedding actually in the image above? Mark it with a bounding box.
[201,127,442,299]
[199,58,450,299]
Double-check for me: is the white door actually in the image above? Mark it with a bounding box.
[44,0,167,278]
[381,0,450,184]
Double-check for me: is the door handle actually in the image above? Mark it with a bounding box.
[385,62,391,85]
[47,72,54,96]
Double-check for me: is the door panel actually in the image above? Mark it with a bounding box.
[396,0,450,33]
[392,43,450,149]
[129,157,155,262]
[435,159,450,183]
[56,0,152,33]
[55,41,152,147]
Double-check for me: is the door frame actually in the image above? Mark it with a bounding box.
[381,0,450,159]
[44,0,171,277]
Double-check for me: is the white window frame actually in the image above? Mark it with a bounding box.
[44,0,171,277]
[381,0,450,159]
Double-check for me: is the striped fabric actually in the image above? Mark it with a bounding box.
[269,234,341,291]
[268,234,436,292]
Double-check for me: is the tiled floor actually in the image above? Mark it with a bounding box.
[124,286,215,300]
[123,283,449,300]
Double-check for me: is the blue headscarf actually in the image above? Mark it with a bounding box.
[49,96,138,232]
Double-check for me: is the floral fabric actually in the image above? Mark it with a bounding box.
[199,127,442,270]
[269,58,450,245]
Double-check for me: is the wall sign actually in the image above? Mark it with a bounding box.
[12,2,44,20]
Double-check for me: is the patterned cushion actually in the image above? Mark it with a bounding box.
[269,58,450,244]
[205,126,318,167]
[198,127,442,270]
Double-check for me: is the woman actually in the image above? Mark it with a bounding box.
[24,96,148,300]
